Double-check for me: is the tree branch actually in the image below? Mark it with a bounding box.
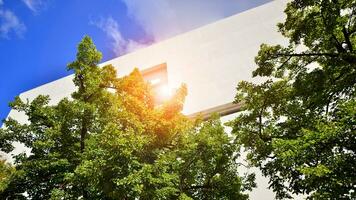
[277,56,292,70]
[342,26,353,52]
[275,52,339,58]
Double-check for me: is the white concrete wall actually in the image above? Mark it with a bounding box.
[6,1,295,199]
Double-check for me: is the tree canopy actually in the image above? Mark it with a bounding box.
[0,36,254,199]
[231,0,356,199]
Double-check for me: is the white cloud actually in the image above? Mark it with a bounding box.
[0,9,26,38]
[120,0,268,41]
[22,0,44,13]
[0,0,47,39]
[91,17,148,56]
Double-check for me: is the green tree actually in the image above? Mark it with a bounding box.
[231,0,356,199]
[0,158,14,193]
[0,36,254,199]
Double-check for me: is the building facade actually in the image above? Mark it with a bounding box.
[7,1,301,199]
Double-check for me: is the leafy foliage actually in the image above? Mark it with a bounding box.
[231,0,356,199]
[0,36,253,199]
[0,158,14,192]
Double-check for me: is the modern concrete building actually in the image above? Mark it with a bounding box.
[7,0,299,199]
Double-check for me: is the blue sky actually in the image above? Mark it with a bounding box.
[0,0,271,122]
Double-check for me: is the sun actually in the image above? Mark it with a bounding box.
[156,84,173,101]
